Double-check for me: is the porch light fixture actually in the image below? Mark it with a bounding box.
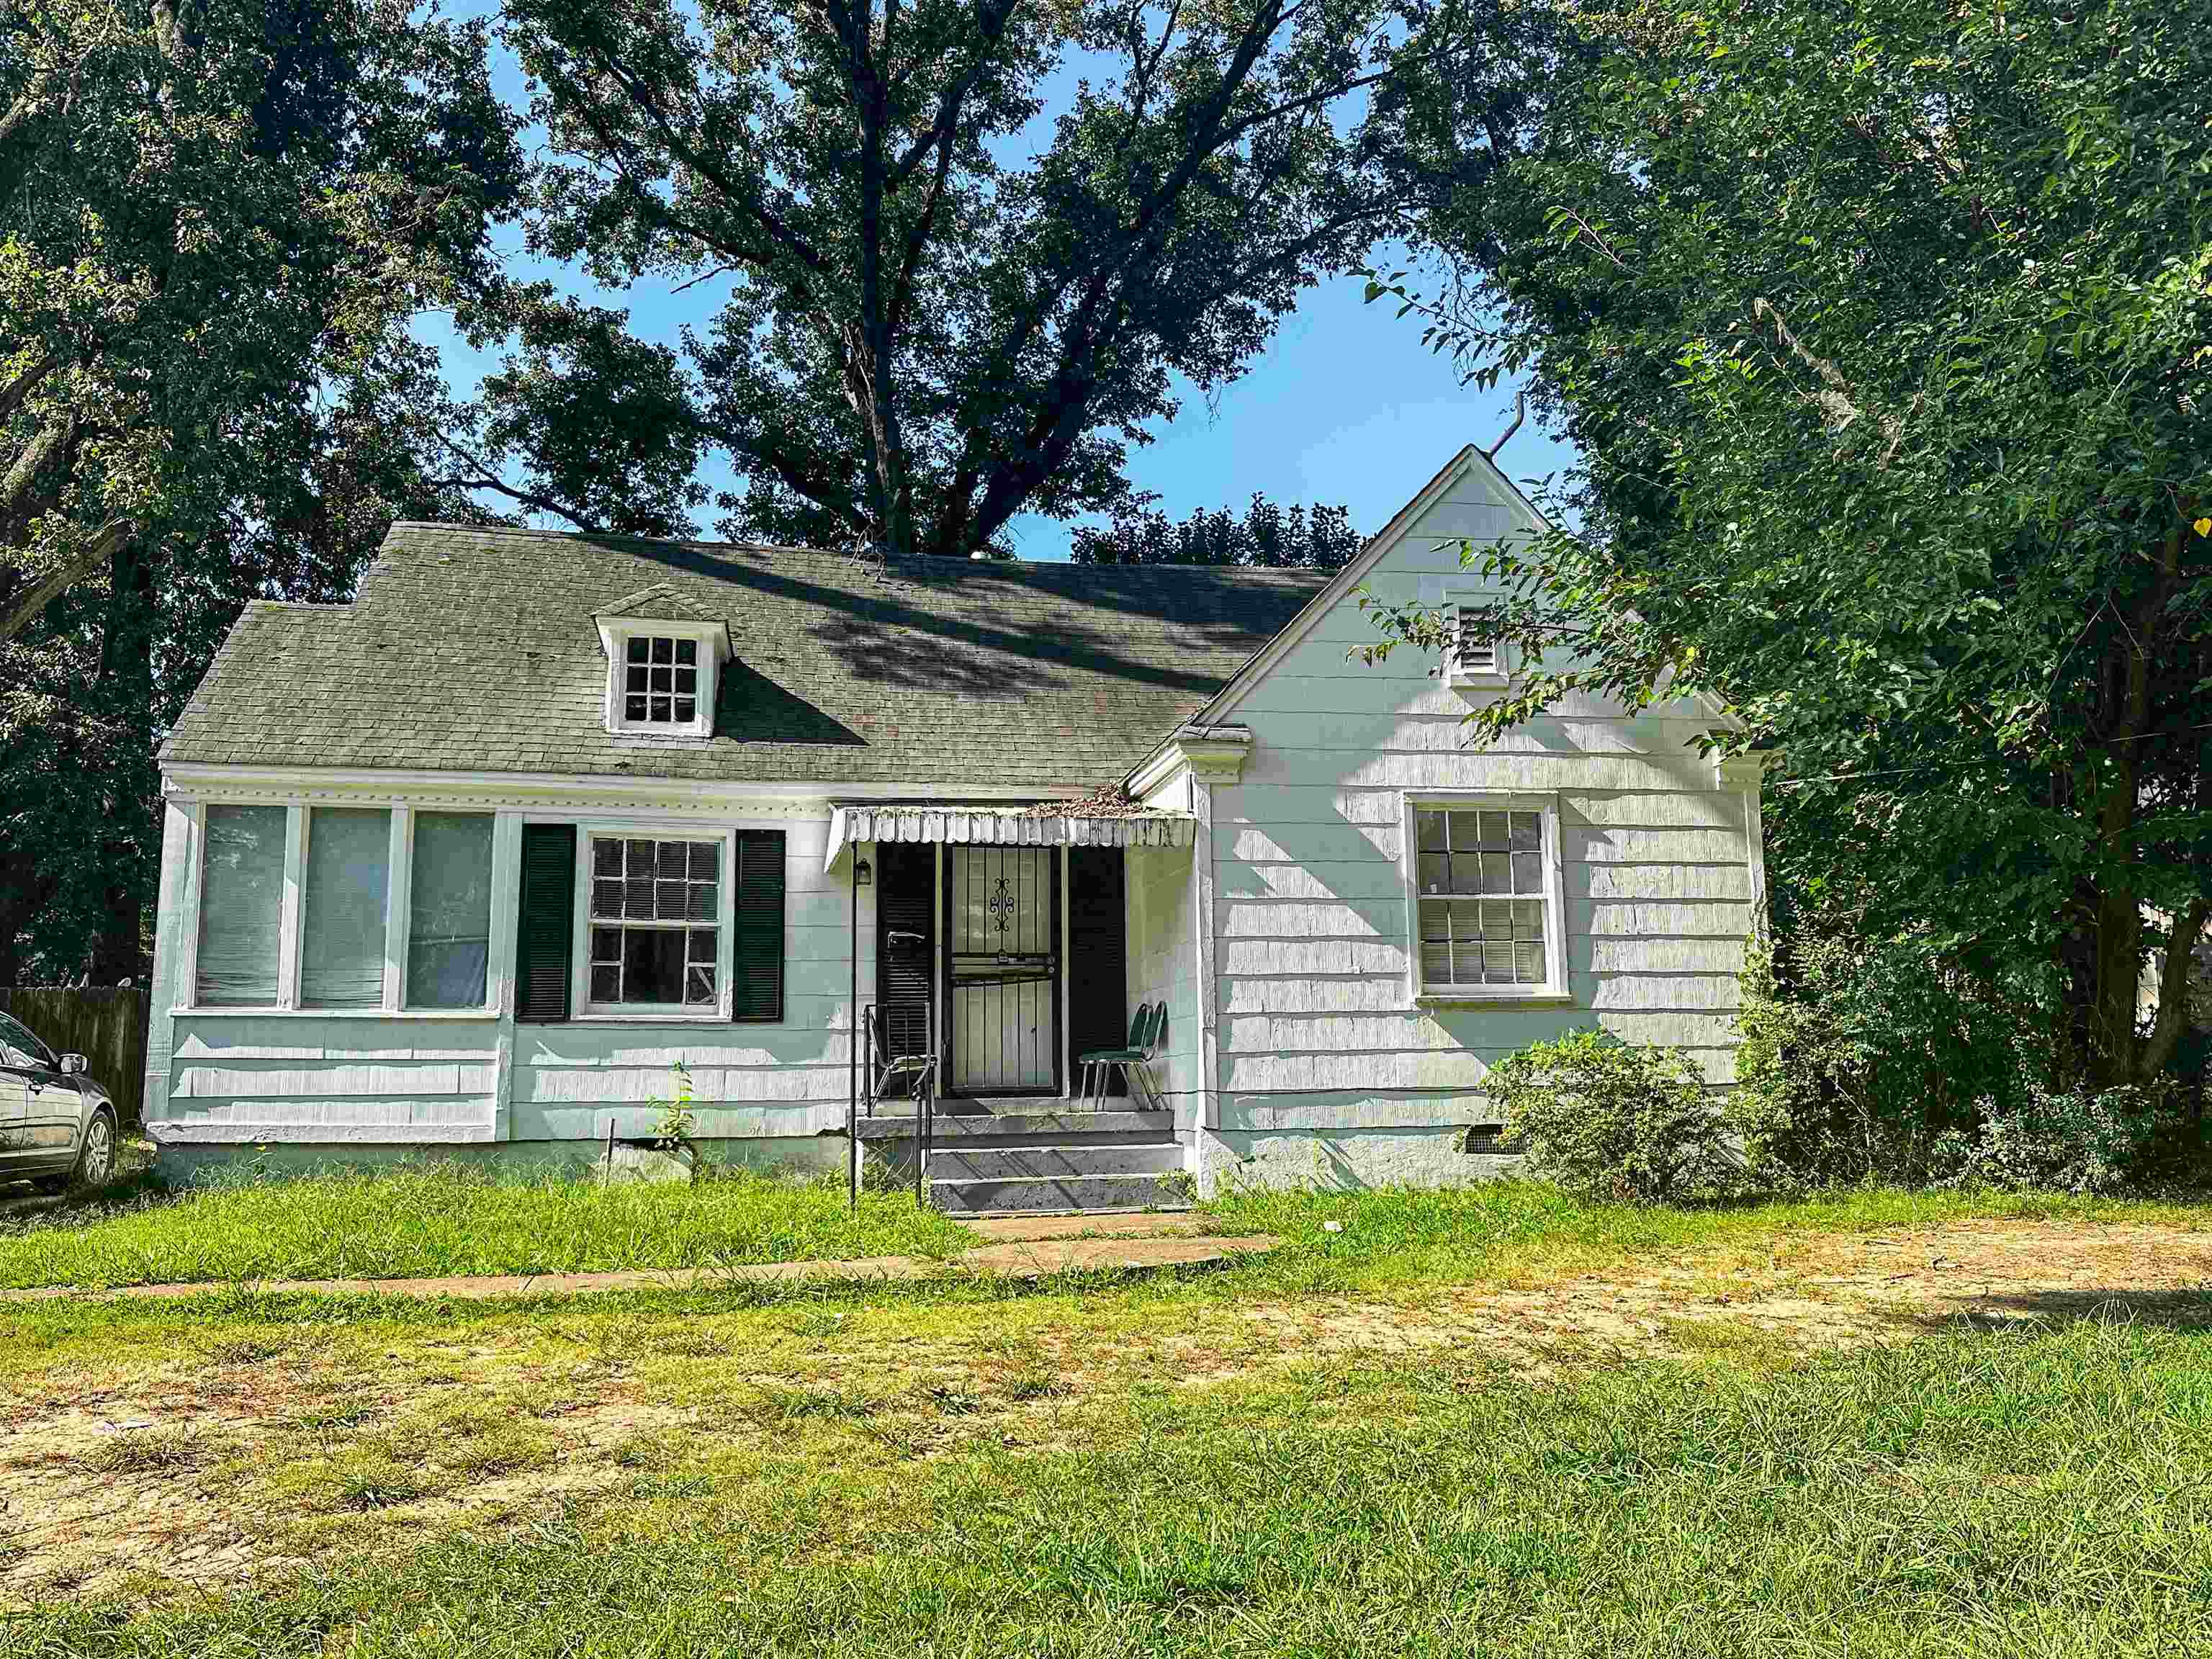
[853,855,873,887]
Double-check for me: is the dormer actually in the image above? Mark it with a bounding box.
[593,584,734,738]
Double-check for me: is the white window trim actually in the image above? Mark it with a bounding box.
[571,822,737,1022]
[1400,790,1572,1006]
[1443,595,1513,691]
[174,797,500,1020]
[595,618,729,739]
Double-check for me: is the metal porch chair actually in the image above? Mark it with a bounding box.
[1076,1001,1166,1109]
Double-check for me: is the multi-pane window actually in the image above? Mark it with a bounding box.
[407,812,495,1009]
[300,807,392,1008]
[588,836,721,1009]
[196,805,287,1005]
[1414,806,1551,989]
[190,805,496,1012]
[623,635,698,726]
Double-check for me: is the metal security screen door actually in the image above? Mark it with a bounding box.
[946,846,1058,1093]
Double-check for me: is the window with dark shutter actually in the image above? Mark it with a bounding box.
[514,824,577,1022]
[731,829,786,1022]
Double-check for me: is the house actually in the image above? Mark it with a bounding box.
[142,444,1766,1210]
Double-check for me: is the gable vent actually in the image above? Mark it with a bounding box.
[1454,606,1501,675]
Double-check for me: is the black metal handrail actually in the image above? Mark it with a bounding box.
[855,997,939,1213]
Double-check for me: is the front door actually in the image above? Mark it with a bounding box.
[946,846,1058,1093]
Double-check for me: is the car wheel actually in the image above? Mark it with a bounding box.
[73,1107,117,1190]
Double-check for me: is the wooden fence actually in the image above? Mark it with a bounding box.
[0,987,150,1128]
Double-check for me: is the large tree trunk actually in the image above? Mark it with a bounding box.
[88,531,158,984]
[2069,514,2200,1094]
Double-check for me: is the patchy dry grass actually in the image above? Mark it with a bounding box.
[1,1183,2208,1655]
[1,1202,2207,1611]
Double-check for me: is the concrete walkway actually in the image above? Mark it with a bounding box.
[0,1213,1277,1305]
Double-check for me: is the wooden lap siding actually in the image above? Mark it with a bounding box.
[151,809,862,1148]
[1208,465,1755,1137]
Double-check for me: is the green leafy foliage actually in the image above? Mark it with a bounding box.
[1488,1029,1738,1205]
[1730,938,2031,1190]
[1070,493,1362,567]
[454,0,1562,555]
[645,1062,701,1153]
[1377,0,2212,1094]
[1937,1079,2195,1197]
[0,0,522,982]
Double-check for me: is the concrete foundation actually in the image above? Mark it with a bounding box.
[1194,1125,1524,1196]
[150,1133,852,1187]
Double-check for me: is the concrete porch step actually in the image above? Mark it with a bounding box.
[914,1142,1184,1181]
[855,1110,1173,1142]
[929,1172,1191,1216]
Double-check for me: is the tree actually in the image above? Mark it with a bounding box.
[0,0,521,983]
[0,0,519,642]
[1070,493,1362,566]
[1369,0,2212,1092]
[452,0,1554,556]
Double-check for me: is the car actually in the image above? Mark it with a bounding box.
[0,1008,119,1192]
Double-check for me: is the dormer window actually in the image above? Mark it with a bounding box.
[623,635,699,727]
[593,588,732,739]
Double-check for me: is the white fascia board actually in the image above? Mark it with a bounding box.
[160,763,1058,810]
[1125,723,1251,799]
[593,613,733,665]
[1125,746,1190,803]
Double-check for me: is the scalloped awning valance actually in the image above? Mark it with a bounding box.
[823,803,1194,872]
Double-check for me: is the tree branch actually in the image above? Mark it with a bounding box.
[426,433,603,531]
[0,414,75,536]
[0,517,130,644]
[0,351,58,427]
[1751,297,1904,458]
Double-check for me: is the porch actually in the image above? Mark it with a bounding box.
[825,802,1202,1215]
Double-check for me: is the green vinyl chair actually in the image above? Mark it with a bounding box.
[1077,1002,1164,1109]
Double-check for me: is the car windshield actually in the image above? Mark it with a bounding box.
[0,1010,57,1071]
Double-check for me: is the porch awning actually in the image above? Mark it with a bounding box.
[824,802,1195,872]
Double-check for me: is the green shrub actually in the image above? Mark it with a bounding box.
[1936,1079,2188,1195]
[1730,935,2028,1191]
[1488,1030,1737,1207]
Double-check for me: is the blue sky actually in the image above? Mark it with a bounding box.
[425,10,1576,561]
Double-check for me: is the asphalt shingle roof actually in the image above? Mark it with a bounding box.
[161,522,1331,792]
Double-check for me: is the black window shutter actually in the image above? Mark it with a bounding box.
[732,829,786,1022]
[514,824,576,1022]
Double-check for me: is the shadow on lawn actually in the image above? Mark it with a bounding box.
[0,1161,167,1231]
[1940,1287,2212,1334]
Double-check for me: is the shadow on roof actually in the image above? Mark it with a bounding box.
[611,540,1302,701]
[717,659,866,747]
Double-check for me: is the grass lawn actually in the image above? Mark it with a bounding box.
[2,1178,2209,1655]
[0,1154,2183,1295]
[0,1161,974,1289]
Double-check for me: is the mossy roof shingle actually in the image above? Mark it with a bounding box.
[161,521,1330,791]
